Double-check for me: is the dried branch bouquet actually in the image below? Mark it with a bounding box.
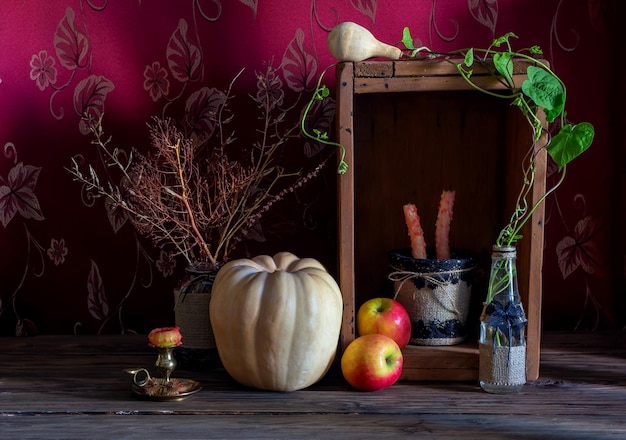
[69,66,325,272]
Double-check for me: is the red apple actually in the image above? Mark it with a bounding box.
[341,334,403,391]
[357,298,411,349]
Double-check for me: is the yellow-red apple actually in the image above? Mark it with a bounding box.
[341,334,403,391]
[357,298,411,349]
[148,326,182,348]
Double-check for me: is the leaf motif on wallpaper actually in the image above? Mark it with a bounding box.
[15,318,38,337]
[468,0,498,35]
[255,65,284,111]
[73,75,115,134]
[185,86,227,140]
[556,216,605,279]
[87,260,109,321]
[351,0,377,24]
[239,0,258,16]
[282,28,318,92]
[167,19,203,83]
[587,0,608,34]
[105,196,129,233]
[0,162,45,228]
[54,7,90,71]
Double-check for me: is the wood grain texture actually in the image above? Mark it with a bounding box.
[0,334,625,439]
[337,61,357,353]
[335,60,547,381]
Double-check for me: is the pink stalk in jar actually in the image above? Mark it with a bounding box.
[403,203,427,259]
[435,190,455,259]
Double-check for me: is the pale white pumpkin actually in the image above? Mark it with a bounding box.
[209,252,343,392]
[327,21,402,62]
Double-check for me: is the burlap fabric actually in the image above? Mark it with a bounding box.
[388,248,476,346]
[478,343,526,386]
[174,289,216,350]
[392,272,472,345]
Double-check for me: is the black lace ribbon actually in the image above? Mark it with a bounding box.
[485,300,528,359]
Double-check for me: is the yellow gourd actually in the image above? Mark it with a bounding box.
[327,21,402,62]
[209,252,343,392]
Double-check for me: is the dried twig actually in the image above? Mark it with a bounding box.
[68,64,326,270]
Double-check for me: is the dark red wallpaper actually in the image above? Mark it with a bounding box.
[0,0,622,336]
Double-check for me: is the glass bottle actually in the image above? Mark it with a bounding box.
[479,246,527,394]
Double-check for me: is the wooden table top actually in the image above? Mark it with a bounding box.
[0,332,625,439]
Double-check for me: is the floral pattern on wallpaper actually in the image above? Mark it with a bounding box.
[554,194,608,329]
[0,143,66,336]
[26,6,126,335]
[30,8,113,134]
[0,0,620,335]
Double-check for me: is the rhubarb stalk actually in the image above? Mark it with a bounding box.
[403,203,427,259]
[435,190,455,259]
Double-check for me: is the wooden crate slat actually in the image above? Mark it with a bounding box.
[336,60,547,381]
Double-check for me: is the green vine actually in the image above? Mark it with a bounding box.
[300,64,348,174]
[302,24,595,346]
[405,29,594,307]
[303,27,594,260]
[401,29,594,249]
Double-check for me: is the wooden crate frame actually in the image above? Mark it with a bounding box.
[335,60,546,381]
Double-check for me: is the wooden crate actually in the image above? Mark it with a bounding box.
[335,60,546,381]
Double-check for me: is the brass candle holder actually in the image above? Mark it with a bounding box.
[125,327,201,401]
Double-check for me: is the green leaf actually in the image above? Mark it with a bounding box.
[493,52,513,85]
[530,45,543,55]
[492,32,518,47]
[521,66,564,122]
[315,85,330,100]
[547,122,594,169]
[464,48,474,67]
[402,27,415,50]
[312,129,329,141]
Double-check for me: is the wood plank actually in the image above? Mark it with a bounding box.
[0,334,624,438]
[399,342,478,381]
[1,413,625,440]
[353,58,535,94]
[355,59,538,78]
[336,61,356,353]
[0,414,626,440]
[354,75,517,94]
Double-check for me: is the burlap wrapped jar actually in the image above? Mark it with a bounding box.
[388,247,476,346]
[174,264,220,369]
